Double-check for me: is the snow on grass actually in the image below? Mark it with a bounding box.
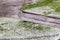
[22,0,60,18]
[24,6,54,15]
[0,17,60,40]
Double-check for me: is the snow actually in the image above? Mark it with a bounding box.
[24,6,60,18]
[0,17,60,40]
[24,6,54,15]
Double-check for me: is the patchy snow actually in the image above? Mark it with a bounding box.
[24,6,54,15]
[24,6,60,18]
[0,17,60,40]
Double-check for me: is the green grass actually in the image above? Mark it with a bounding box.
[18,21,33,29]
[21,0,60,12]
[48,1,60,12]
[18,21,51,31]
[21,0,54,10]
[0,26,8,32]
[55,7,60,12]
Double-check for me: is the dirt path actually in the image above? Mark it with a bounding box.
[20,12,60,28]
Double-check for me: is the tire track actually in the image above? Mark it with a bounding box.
[21,11,60,27]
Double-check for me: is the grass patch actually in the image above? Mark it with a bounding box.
[18,21,33,29]
[21,0,54,10]
[48,1,60,12]
[21,0,60,12]
[55,7,60,12]
[18,21,51,31]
